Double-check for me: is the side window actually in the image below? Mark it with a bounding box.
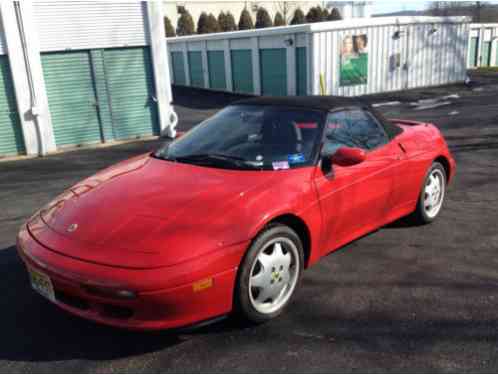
[322,109,388,155]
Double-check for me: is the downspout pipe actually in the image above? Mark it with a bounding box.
[14,1,45,156]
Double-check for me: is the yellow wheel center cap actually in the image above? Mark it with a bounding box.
[272,271,280,281]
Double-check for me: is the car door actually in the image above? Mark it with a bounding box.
[313,108,403,255]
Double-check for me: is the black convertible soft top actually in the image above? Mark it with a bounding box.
[234,96,403,139]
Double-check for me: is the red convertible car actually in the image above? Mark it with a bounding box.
[17,96,455,330]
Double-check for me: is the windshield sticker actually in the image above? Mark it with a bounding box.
[288,153,306,164]
[328,123,342,129]
[296,122,318,129]
[272,161,290,170]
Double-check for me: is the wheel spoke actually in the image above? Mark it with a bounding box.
[251,271,267,288]
[426,176,433,189]
[257,251,273,272]
[424,194,432,207]
[255,285,273,303]
[281,268,291,285]
[274,242,284,257]
[281,251,291,270]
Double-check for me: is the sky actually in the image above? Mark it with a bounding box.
[371,0,498,15]
[372,1,428,15]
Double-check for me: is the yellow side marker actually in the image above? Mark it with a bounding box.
[193,277,213,292]
[319,73,327,95]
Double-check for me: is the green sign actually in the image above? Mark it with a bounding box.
[340,34,368,86]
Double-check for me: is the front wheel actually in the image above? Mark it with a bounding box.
[412,162,447,224]
[235,225,304,323]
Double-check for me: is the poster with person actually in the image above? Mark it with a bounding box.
[340,34,368,86]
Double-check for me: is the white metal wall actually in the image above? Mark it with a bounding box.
[313,21,469,96]
[33,1,150,52]
[0,13,6,55]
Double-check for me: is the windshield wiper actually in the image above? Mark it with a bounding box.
[174,153,260,170]
[151,152,176,161]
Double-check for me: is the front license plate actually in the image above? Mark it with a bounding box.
[28,267,56,302]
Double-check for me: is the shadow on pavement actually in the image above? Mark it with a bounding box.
[0,245,181,362]
[0,245,254,363]
[172,86,251,110]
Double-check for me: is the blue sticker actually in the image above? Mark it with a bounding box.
[288,153,306,164]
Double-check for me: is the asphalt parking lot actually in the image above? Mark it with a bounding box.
[1,71,498,372]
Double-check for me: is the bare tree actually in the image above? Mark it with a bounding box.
[274,2,296,25]
[427,1,498,22]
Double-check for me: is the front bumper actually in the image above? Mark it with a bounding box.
[17,225,248,331]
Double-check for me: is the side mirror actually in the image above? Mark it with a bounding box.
[331,147,366,166]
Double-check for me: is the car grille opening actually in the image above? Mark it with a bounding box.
[98,304,133,320]
[55,290,90,311]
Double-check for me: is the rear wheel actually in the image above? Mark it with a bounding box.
[235,225,304,323]
[412,162,446,224]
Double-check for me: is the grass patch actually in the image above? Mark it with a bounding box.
[477,66,498,73]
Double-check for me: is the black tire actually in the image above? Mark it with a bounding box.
[411,162,447,224]
[234,224,304,323]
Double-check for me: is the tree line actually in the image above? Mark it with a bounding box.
[165,6,342,37]
[427,1,498,22]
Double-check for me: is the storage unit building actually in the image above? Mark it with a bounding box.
[0,1,176,158]
[0,18,25,157]
[34,2,161,148]
[468,23,498,68]
[167,16,470,97]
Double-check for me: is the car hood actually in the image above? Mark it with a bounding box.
[28,154,279,268]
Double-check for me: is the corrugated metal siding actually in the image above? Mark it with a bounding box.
[0,56,25,156]
[188,51,204,88]
[34,2,149,52]
[171,51,186,85]
[42,51,102,147]
[231,50,253,94]
[207,51,226,90]
[103,47,159,140]
[296,47,307,96]
[0,16,6,56]
[260,48,287,96]
[314,22,469,96]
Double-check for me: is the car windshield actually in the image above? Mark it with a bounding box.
[154,105,325,170]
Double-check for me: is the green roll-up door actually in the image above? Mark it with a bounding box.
[482,41,491,67]
[231,50,253,94]
[260,48,287,96]
[296,47,307,96]
[103,47,159,140]
[207,51,226,90]
[469,37,479,67]
[42,51,102,147]
[0,56,25,156]
[496,43,498,66]
[171,51,186,85]
[188,51,204,88]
